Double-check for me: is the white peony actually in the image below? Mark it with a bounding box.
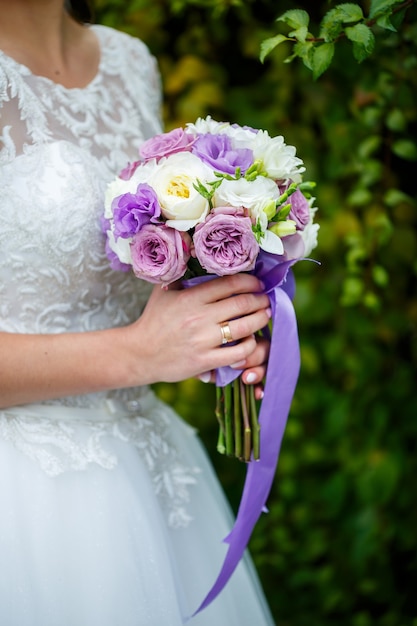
[148,152,212,231]
[253,131,305,182]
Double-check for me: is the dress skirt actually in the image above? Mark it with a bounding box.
[0,387,274,625]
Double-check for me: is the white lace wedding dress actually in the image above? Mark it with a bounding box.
[0,24,274,626]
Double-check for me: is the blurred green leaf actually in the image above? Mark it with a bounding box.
[392,138,417,160]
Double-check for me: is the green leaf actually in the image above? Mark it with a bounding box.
[277,9,310,30]
[376,13,397,31]
[392,139,417,160]
[369,0,404,19]
[332,3,364,22]
[293,40,315,69]
[288,25,309,42]
[260,34,289,63]
[311,42,335,79]
[345,22,375,45]
[345,24,375,61]
[319,4,364,41]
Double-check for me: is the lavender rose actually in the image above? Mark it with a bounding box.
[112,183,161,239]
[130,224,191,285]
[191,133,253,176]
[139,128,195,161]
[287,187,311,230]
[193,207,259,275]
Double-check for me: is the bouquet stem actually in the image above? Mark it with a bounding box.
[215,386,226,455]
[233,378,242,459]
[216,377,261,462]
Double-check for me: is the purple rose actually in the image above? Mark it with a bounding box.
[193,206,259,275]
[139,128,195,161]
[130,224,191,285]
[112,183,161,239]
[191,134,253,176]
[287,188,310,231]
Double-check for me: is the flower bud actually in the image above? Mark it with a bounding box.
[269,219,297,237]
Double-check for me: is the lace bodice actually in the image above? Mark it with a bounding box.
[0,26,200,527]
[0,24,161,337]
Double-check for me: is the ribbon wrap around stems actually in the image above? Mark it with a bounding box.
[183,252,301,619]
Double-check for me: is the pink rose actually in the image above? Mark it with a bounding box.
[139,128,195,162]
[119,160,141,180]
[130,224,191,285]
[193,207,259,276]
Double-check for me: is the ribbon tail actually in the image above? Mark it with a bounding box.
[191,287,300,617]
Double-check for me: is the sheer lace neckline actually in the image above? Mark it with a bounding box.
[0,24,104,92]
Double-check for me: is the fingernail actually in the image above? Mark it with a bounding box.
[266,307,272,318]
[230,360,246,369]
[245,372,257,384]
[198,372,211,383]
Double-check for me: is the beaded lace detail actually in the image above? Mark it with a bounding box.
[0,25,199,527]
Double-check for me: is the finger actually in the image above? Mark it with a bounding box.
[213,309,271,347]
[241,366,266,385]
[213,293,270,328]
[188,274,265,304]
[236,337,270,371]
[198,334,256,373]
[196,370,215,384]
[254,384,264,401]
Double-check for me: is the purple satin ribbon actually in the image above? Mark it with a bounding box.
[184,252,301,619]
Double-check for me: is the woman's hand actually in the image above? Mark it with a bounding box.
[123,273,271,386]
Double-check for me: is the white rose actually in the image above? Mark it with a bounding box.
[213,176,280,216]
[148,152,212,230]
[253,131,305,182]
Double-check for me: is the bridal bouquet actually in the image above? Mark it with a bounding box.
[103,116,318,462]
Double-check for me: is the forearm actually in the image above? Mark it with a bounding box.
[0,275,271,409]
[0,327,139,409]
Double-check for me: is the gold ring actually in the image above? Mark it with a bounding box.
[219,321,233,345]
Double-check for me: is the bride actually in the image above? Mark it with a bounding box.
[0,0,274,623]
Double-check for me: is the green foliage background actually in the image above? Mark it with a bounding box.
[94,1,417,623]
